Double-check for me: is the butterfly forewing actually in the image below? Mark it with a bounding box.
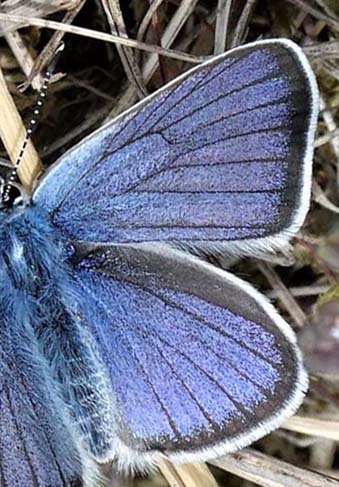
[33,40,318,253]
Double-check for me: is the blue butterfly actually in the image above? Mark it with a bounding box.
[0,38,318,486]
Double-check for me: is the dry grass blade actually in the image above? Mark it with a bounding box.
[0,13,204,64]
[284,0,339,33]
[315,127,339,147]
[312,180,339,214]
[267,283,330,298]
[102,0,148,98]
[109,0,200,117]
[209,448,339,486]
[21,0,86,91]
[0,0,77,34]
[319,97,339,188]
[310,438,337,470]
[174,8,217,53]
[0,66,42,191]
[142,0,200,81]
[304,41,339,60]
[4,31,43,90]
[5,1,84,93]
[214,0,232,54]
[313,0,339,19]
[322,60,339,83]
[283,416,339,441]
[230,0,258,48]
[257,262,307,328]
[158,459,219,487]
[137,0,166,43]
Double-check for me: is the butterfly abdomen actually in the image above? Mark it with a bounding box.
[0,205,117,462]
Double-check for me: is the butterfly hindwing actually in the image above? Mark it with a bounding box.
[33,39,318,252]
[70,243,307,468]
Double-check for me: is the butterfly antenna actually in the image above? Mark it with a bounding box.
[3,42,65,203]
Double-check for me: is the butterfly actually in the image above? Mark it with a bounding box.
[0,38,318,486]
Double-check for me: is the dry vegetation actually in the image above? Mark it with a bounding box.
[0,0,339,486]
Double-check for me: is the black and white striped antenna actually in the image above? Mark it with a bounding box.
[2,42,65,204]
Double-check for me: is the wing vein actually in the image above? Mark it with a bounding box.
[97,271,279,367]
[157,76,287,134]
[80,278,181,438]
[135,327,219,428]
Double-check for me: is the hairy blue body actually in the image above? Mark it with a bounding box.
[0,205,115,459]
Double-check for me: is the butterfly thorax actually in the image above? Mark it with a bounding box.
[0,205,67,294]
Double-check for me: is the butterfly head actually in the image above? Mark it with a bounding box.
[0,163,28,211]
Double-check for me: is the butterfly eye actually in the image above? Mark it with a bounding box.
[0,176,4,197]
[1,181,27,209]
[13,192,27,208]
